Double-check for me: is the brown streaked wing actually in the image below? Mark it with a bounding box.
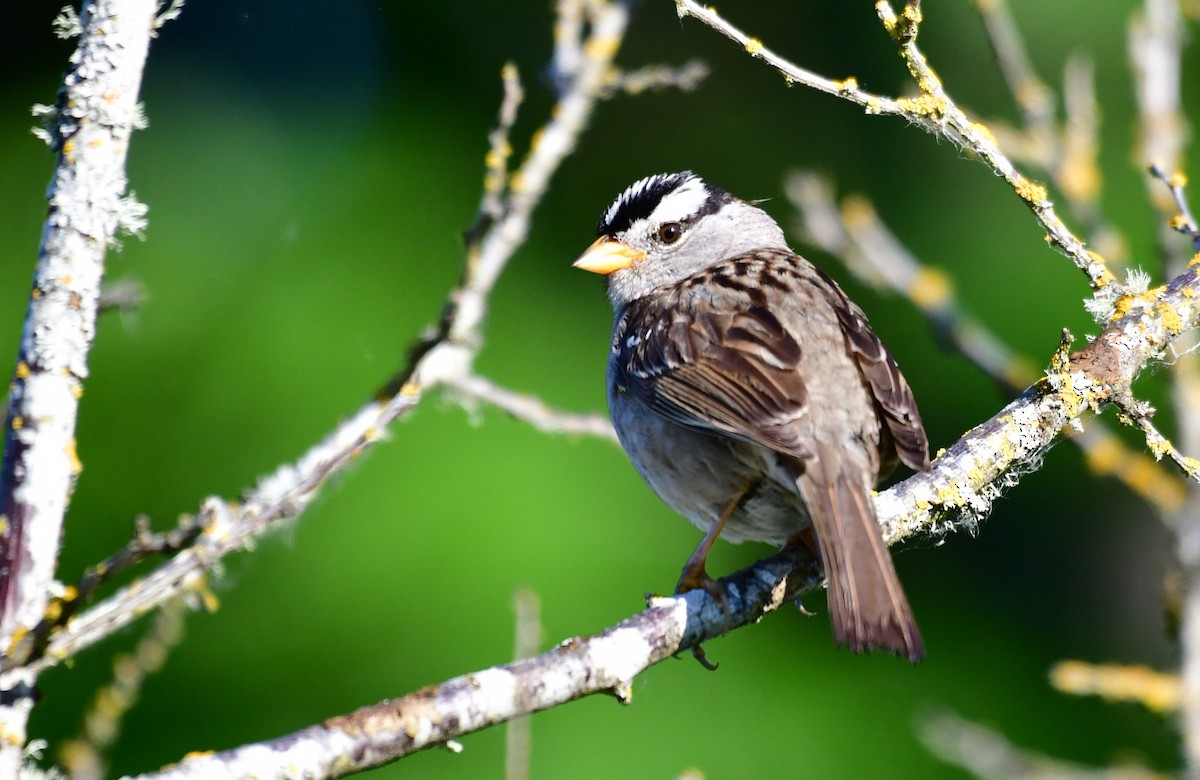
[814,267,930,473]
[618,268,813,460]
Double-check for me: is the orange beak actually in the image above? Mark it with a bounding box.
[572,236,645,275]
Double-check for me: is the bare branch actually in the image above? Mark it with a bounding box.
[442,375,618,442]
[1051,660,1180,715]
[126,548,820,780]
[919,709,1161,779]
[604,60,709,95]
[504,590,541,780]
[674,0,1114,289]
[59,598,188,780]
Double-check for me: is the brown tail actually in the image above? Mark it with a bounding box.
[801,462,924,662]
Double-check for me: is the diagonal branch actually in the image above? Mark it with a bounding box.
[673,0,1114,289]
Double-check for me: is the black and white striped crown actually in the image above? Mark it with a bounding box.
[597,171,729,237]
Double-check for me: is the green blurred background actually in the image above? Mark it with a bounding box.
[2,0,1195,776]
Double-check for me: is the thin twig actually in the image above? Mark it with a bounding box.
[504,589,541,780]
[1149,165,1200,247]
[59,597,188,780]
[975,0,1056,144]
[919,709,1164,779]
[443,375,617,442]
[1111,393,1200,489]
[1050,660,1180,715]
[674,0,1114,289]
[604,60,709,95]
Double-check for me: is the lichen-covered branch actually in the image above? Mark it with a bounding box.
[786,171,1185,514]
[879,257,1200,540]
[673,0,1114,289]
[127,548,820,780]
[15,1,640,686]
[0,0,158,770]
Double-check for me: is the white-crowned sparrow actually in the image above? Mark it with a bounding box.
[575,172,930,661]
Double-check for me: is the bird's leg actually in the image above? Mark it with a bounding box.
[675,480,756,670]
[675,479,756,599]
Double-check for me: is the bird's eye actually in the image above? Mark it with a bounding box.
[657,222,683,244]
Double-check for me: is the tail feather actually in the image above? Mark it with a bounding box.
[801,463,924,662]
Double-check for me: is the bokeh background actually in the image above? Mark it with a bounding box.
[2,0,1196,776]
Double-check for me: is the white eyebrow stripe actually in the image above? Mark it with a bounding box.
[648,176,708,223]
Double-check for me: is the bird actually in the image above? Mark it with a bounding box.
[573,171,930,661]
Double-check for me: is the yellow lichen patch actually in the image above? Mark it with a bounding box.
[933,482,964,508]
[66,439,83,475]
[968,120,997,147]
[6,626,28,656]
[902,1,923,27]
[1090,255,1115,288]
[70,380,83,399]
[399,381,422,397]
[30,287,41,299]
[835,76,859,93]
[1170,214,1188,231]
[895,92,944,118]
[0,516,8,536]
[839,195,874,229]
[1012,175,1047,204]
[483,147,509,173]
[744,37,764,56]
[584,35,620,61]
[907,266,952,309]
[15,361,29,379]
[1171,172,1189,188]
[1110,294,1140,320]
[183,751,216,761]
[1154,299,1185,335]
[11,416,23,431]
[1051,660,1180,715]
[196,580,220,613]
